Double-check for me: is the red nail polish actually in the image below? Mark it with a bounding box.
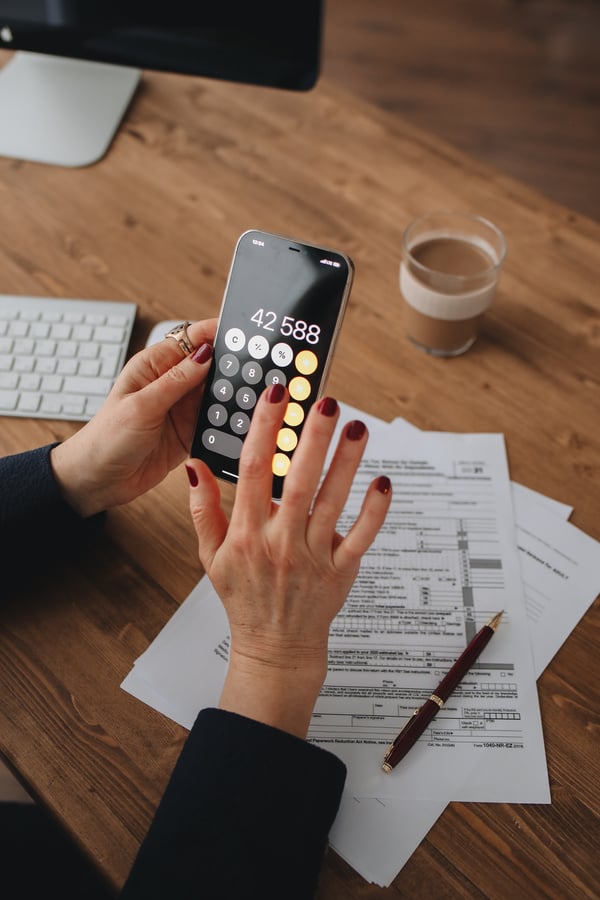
[266,383,285,403]
[192,342,213,364]
[317,397,338,417]
[346,420,366,441]
[185,464,199,487]
[376,475,391,495]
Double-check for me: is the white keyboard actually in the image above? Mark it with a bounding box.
[0,295,137,421]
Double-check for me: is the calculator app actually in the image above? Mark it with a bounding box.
[190,230,353,498]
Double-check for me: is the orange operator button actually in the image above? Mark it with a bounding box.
[295,349,318,375]
[289,376,311,401]
[272,453,291,477]
[277,428,298,452]
[283,402,304,427]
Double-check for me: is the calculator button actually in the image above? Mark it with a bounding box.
[224,328,246,351]
[235,386,257,410]
[230,411,250,434]
[272,453,291,477]
[219,353,240,376]
[295,349,318,375]
[271,343,293,367]
[202,428,243,459]
[208,403,228,427]
[277,428,298,452]
[212,378,234,402]
[284,402,304,427]
[288,376,311,401]
[265,369,287,387]
[247,335,270,359]
[242,361,263,384]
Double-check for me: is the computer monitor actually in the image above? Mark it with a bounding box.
[0,1,323,167]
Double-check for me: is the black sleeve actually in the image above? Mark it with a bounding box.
[120,708,347,900]
[0,444,105,592]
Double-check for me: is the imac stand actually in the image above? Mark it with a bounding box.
[0,52,140,167]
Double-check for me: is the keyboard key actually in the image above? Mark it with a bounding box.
[18,393,41,413]
[94,325,126,343]
[0,372,18,389]
[63,375,114,396]
[41,375,63,393]
[0,389,18,410]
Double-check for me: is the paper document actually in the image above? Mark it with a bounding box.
[121,404,600,887]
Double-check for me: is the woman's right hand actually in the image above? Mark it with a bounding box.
[185,385,391,738]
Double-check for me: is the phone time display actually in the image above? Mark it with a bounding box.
[250,308,321,345]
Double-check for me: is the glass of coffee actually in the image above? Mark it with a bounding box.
[400,211,507,357]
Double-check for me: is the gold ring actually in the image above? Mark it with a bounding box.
[165,321,196,356]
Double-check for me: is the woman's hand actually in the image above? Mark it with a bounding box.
[186,385,392,738]
[51,319,217,517]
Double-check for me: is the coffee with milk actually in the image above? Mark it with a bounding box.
[400,214,506,357]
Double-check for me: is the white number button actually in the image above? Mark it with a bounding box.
[230,412,250,434]
[235,386,257,410]
[212,378,234,401]
[208,403,228,427]
[265,369,287,387]
[219,353,240,376]
[242,361,263,384]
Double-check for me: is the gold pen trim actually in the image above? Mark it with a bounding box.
[429,693,444,708]
[487,610,504,631]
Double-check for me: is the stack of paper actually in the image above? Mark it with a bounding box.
[122,403,600,887]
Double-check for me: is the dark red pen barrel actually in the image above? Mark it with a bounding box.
[384,699,440,768]
[435,624,494,701]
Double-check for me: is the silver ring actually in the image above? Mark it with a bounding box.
[165,321,195,356]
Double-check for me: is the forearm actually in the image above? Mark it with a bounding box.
[120,708,346,900]
[0,444,105,591]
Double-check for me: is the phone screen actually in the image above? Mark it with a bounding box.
[190,229,354,498]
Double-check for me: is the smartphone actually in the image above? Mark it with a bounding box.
[190,229,354,499]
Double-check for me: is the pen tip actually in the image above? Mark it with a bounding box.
[382,763,392,774]
[487,611,503,631]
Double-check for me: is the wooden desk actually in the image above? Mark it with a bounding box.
[1,52,599,898]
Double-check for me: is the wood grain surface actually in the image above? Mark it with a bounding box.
[0,47,599,899]
[322,0,600,224]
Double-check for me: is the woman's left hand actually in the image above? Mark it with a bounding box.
[50,319,217,517]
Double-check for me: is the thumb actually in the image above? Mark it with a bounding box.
[138,343,214,417]
[185,457,228,572]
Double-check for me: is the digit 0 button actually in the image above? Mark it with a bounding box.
[295,349,318,375]
[288,376,311,401]
[202,429,243,459]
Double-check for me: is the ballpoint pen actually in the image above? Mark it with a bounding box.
[382,611,504,773]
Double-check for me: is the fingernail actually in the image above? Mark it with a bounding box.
[317,397,338,417]
[185,464,198,487]
[192,343,213,364]
[266,383,286,403]
[346,420,366,441]
[376,475,391,495]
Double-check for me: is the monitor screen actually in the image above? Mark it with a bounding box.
[0,1,324,166]
[0,1,323,91]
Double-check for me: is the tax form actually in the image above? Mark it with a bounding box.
[121,402,600,886]
[309,414,549,803]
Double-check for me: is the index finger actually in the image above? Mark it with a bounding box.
[229,382,288,531]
